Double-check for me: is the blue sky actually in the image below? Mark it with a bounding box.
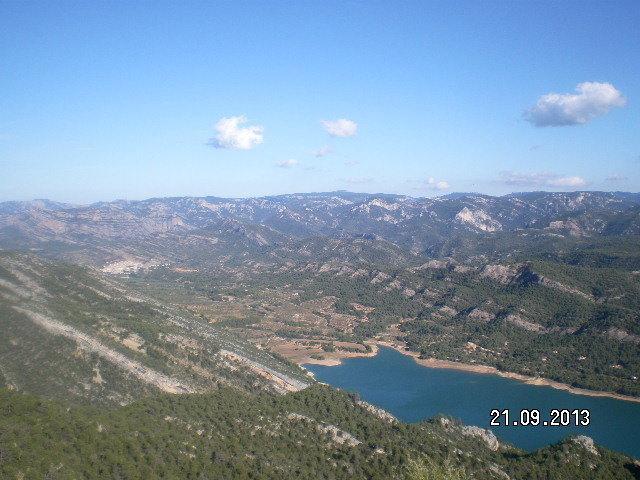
[1,0,639,203]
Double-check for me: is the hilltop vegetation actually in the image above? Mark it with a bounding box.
[2,385,639,480]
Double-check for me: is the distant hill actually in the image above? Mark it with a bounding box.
[1,191,639,257]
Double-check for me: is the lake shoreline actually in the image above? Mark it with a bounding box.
[301,340,640,404]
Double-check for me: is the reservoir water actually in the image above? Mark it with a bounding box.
[306,346,640,458]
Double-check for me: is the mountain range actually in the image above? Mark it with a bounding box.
[1,190,640,478]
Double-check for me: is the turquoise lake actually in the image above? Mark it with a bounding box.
[306,346,640,458]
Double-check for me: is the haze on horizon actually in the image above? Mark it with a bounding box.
[1,1,639,203]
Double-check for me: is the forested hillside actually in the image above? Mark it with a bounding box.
[2,385,638,480]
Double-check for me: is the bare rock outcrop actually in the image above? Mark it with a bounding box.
[571,435,599,456]
[357,400,397,424]
[467,308,494,322]
[606,328,640,344]
[479,264,522,285]
[460,425,500,451]
[505,314,545,333]
[455,207,502,232]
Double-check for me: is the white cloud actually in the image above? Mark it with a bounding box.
[313,145,332,157]
[276,159,299,168]
[546,176,587,187]
[209,115,264,150]
[605,174,628,182]
[342,176,373,185]
[524,82,626,127]
[500,171,587,188]
[321,118,358,137]
[426,177,450,191]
